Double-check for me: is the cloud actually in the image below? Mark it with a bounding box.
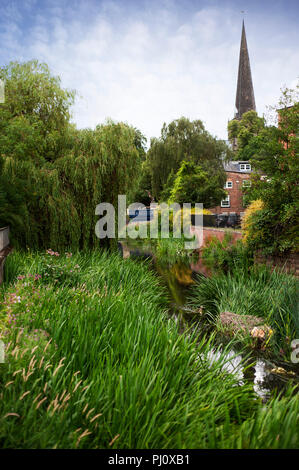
[0,0,298,144]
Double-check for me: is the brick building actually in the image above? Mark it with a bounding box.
[210,160,252,217]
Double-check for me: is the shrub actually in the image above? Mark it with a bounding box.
[241,199,264,245]
[201,233,253,274]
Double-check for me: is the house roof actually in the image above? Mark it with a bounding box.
[224,160,252,173]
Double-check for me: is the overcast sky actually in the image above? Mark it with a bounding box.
[1,0,298,144]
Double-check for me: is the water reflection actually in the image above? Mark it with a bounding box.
[118,240,298,400]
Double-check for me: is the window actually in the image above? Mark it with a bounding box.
[225,181,233,189]
[240,163,251,171]
[221,195,230,207]
[242,180,251,188]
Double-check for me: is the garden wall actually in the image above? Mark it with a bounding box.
[201,228,243,246]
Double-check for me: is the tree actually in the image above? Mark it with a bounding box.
[0,61,143,249]
[147,117,229,200]
[228,110,265,160]
[133,127,147,161]
[0,60,75,163]
[240,84,299,254]
[0,156,25,230]
[169,160,226,207]
[133,159,153,206]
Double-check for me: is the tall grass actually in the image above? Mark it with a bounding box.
[0,250,298,448]
[189,265,299,357]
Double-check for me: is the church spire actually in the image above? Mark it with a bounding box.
[235,21,256,119]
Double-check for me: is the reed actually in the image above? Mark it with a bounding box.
[0,250,298,448]
[189,265,299,357]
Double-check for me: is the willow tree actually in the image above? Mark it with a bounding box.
[0,60,75,163]
[0,60,142,250]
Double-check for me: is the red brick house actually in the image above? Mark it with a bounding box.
[210,160,252,217]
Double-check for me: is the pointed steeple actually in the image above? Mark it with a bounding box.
[235,21,256,119]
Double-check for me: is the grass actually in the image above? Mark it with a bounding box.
[121,235,196,266]
[188,265,299,358]
[0,249,298,448]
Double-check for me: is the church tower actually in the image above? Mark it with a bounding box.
[235,20,256,119]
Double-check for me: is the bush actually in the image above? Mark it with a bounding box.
[201,233,253,275]
[241,199,264,245]
[242,199,299,255]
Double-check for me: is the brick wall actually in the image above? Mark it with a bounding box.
[254,251,299,277]
[210,171,251,216]
[191,227,243,250]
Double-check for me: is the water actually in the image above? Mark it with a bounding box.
[118,240,299,401]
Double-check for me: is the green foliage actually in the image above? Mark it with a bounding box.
[1,250,298,448]
[0,61,143,249]
[228,111,265,160]
[0,157,25,229]
[133,127,147,161]
[169,160,226,207]
[0,60,75,163]
[189,266,299,358]
[201,233,254,274]
[147,117,229,201]
[132,159,153,206]
[231,85,299,254]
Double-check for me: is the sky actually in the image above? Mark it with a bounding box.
[1,0,298,145]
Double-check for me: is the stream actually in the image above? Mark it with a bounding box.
[118,240,299,402]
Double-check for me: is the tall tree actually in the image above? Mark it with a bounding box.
[169,160,226,207]
[228,110,265,160]
[147,117,229,201]
[0,61,143,249]
[0,60,75,163]
[241,84,299,254]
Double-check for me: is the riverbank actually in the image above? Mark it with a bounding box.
[120,239,299,393]
[1,249,298,448]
